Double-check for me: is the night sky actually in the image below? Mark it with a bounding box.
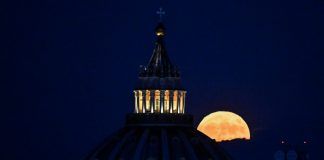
[3,0,324,159]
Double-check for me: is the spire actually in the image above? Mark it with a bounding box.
[139,22,179,78]
[133,9,186,114]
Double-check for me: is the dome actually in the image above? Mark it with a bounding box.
[86,114,233,160]
[86,10,233,160]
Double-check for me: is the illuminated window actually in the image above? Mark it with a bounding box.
[179,91,184,113]
[145,90,151,111]
[183,92,186,113]
[135,89,186,114]
[154,90,160,113]
[134,91,138,113]
[139,90,143,113]
[164,90,170,113]
[173,91,178,113]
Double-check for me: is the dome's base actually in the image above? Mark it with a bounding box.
[86,114,233,160]
[126,113,193,127]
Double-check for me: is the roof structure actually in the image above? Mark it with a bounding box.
[86,11,233,159]
[136,23,183,90]
[139,23,180,78]
[86,114,233,160]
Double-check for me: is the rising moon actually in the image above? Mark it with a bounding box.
[197,111,250,142]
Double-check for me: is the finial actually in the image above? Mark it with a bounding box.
[155,23,165,37]
[156,7,165,22]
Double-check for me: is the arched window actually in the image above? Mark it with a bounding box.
[134,91,138,113]
[164,90,170,113]
[145,90,151,112]
[138,90,143,113]
[173,91,178,113]
[179,91,184,113]
[154,90,160,113]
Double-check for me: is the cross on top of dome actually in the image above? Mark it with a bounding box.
[156,7,165,22]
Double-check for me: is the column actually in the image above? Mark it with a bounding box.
[173,91,178,113]
[179,91,184,113]
[183,91,186,114]
[169,91,173,113]
[150,90,154,113]
[160,90,165,113]
[164,90,170,113]
[154,90,160,113]
[138,90,143,113]
[142,90,146,113]
[145,90,151,112]
[134,90,138,113]
[177,91,180,113]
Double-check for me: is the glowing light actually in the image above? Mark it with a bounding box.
[134,89,186,114]
[154,90,160,112]
[134,91,138,113]
[197,111,250,142]
[173,91,178,113]
[179,93,183,113]
[156,32,164,36]
[145,90,151,111]
[164,90,170,112]
[138,90,143,112]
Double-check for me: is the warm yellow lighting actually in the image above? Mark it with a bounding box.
[134,89,186,114]
[134,91,138,113]
[156,32,164,36]
[179,92,184,113]
[173,91,178,113]
[138,90,143,112]
[145,90,151,111]
[154,90,160,113]
[197,111,250,142]
[164,90,170,113]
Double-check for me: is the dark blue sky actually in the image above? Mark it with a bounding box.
[3,0,323,159]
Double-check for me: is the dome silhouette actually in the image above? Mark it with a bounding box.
[86,114,233,159]
[85,12,233,160]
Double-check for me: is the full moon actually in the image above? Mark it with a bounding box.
[197,111,250,142]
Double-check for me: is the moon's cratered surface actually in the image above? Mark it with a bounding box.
[197,111,250,142]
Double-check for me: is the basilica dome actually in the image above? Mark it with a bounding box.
[86,114,232,160]
[85,10,233,160]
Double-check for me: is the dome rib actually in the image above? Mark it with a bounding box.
[161,128,170,160]
[86,114,233,160]
[108,129,136,159]
[177,130,199,160]
[197,133,224,160]
[133,129,150,159]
